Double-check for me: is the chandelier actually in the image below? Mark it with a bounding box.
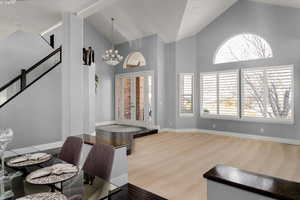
[102,18,123,66]
[0,0,16,5]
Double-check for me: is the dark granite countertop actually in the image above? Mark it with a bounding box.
[204,165,300,200]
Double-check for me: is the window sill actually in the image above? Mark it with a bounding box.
[200,115,294,125]
[179,113,195,118]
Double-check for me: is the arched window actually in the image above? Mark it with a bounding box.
[214,34,273,64]
[123,52,146,68]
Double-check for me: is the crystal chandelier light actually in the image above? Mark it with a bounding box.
[102,18,123,66]
[0,0,16,5]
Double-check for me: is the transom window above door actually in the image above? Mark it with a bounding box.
[214,34,273,64]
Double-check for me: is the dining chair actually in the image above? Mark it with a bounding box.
[83,143,115,181]
[68,195,83,200]
[59,136,83,166]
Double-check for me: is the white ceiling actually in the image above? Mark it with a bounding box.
[0,0,300,43]
[250,0,300,8]
[177,0,237,41]
[0,0,98,38]
[86,0,238,44]
[87,0,188,44]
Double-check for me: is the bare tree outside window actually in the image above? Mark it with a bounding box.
[213,34,292,121]
[243,66,293,120]
[214,34,273,64]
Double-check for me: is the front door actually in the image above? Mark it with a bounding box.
[115,71,154,127]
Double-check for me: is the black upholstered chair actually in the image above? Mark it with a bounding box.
[59,136,83,166]
[83,143,115,181]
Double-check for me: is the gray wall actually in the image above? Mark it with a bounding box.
[84,22,115,122]
[0,31,62,149]
[0,31,53,86]
[115,35,165,126]
[0,20,113,149]
[167,0,300,139]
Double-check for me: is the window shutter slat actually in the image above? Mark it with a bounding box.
[218,71,239,116]
[201,73,217,115]
[179,74,194,115]
[201,71,239,117]
[242,66,293,120]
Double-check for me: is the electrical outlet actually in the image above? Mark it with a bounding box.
[260,128,264,133]
[212,124,216,129]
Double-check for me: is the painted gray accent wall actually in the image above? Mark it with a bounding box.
[156,37,166,128]
[168,0,300,139]
[0,20,113,149]
[197,0,300,139]
[164,43,176,129]
[0,31,62,149]
[175,36,198,129]
[0,66,62,149]
[44,21,115,123]
[115,35,165,126]
[0,31,53,86]
[84,22,115,122]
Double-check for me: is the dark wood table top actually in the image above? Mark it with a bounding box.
[79,133,133,149]
[204,165,300,200]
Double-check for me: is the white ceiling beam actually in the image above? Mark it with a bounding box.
[41,0,119,36]
[76,0,119,18]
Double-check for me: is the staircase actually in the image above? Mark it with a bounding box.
[0,46,62,108]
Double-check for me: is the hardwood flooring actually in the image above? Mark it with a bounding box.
[128,132,300,200]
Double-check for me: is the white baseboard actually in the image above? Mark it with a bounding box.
[159,128,300,145]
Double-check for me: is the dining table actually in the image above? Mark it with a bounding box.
[3,148,121,200]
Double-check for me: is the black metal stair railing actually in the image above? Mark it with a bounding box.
[0,46,62,109]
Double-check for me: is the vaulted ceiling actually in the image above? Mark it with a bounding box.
[0,0,98,39]
[0,0,299,43]
[86,0,238,44]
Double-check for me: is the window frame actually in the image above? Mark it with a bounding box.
[200,69,240,120]
[179,73,195,117]
[241,65,294,124]
[213,33,273,65]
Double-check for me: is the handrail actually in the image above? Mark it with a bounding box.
[26,47,61,73]
[0,75,21,93]
[40,34,55,49]
[0,47,61,93]
[0,46,62,109]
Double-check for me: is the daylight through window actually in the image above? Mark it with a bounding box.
[214,34,273,64]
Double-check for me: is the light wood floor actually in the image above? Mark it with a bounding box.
[128,132,300,200]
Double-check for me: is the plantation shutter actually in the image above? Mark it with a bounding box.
[266,66,293,119]
[242,65,293,120]
[218,71,239,116]
[201,73,217,115]
[179,74,194,115]
[242,68,265,118]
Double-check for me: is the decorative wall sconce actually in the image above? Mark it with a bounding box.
[83,47,95,66]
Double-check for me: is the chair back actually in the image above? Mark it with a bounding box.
[59,136,83,166]
[83,143,115,181]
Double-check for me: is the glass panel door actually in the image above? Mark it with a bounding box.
[123,78,133,120]
[135,76,144,121]
[115,72,154,126]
